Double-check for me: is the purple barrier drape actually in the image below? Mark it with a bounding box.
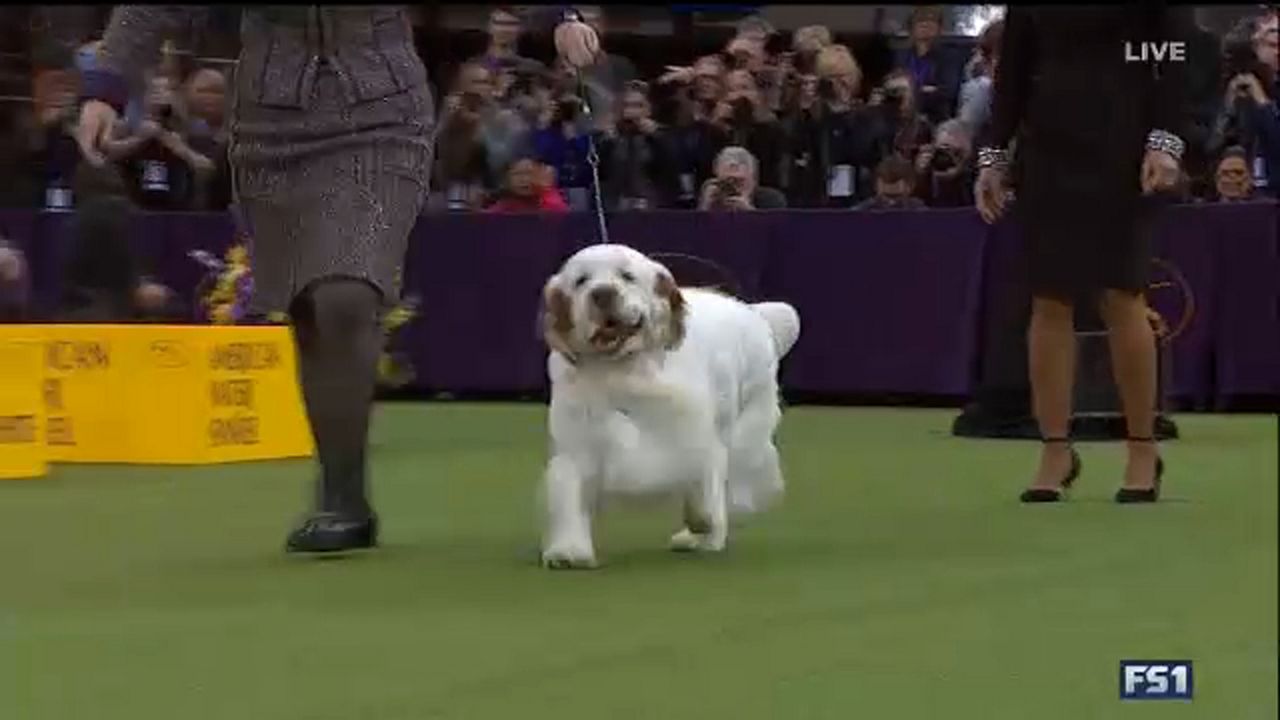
[1208,201,1280,401]
[1,204,1275,405]
[402,213,584,393]
[19,211,173,313]
[764,209,988,396]
[155,212,239,314]
[1151,205,1219,407]
[402,211,781,392]
[1149,205,1222,408]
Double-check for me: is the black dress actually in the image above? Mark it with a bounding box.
[987,6,1193,298]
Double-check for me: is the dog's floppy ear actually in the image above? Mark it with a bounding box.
[540,276,577,361]
[654,269,687,350]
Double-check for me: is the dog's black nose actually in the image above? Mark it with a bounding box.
[589,285,619,309]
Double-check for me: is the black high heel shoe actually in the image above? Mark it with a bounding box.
[1114,436,1165,504]
[1020,438,1082,503]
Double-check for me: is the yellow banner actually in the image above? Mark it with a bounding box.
[0,325,313,465]
[0,337,47,479]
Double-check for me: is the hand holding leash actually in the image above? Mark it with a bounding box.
[555,10,609,244]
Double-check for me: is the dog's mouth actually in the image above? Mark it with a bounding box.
[590,315,645,351]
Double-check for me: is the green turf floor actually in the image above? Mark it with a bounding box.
[1,405,1275,720]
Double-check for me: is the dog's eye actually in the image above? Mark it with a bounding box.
[618,269,635,283]
[574,274,589,289]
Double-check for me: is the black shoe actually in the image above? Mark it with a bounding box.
[1020,438,1082,503]
[285,512,378,554]
[1115,437,1164,504]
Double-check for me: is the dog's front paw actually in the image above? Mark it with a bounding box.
[541,542,599,570]
[669,528,726,553]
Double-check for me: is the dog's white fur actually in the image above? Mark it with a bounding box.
[539,244,800,568]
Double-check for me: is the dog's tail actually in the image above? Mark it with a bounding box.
[751,302,800,359]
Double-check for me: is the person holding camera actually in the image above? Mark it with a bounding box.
[433,62,530,210]
[726,23,791,117]
[698,145,786,211]
[779,71,826,207]
[781,45,880,207]
[3,45,84,210]
[868,69,935,167]
[530,85,598,211]
[101,72,212,211]
[774,25,832,113]
[725,15,776,75]
[914,119,975,207]
[894,6,963,126]
[1211,11,1280,197]
[597,81,670,211]
[470,6,545,112]
[790,25,833,77]
[709,69,786,191]
[974,6,1193,504]
[660,55,729,208]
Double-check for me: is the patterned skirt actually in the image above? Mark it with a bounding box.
[230,66,434,316]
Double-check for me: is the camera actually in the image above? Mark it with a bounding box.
[555,96,582,124]
[712,177,744,199]
[460,91,485,113]
[817,78,835,101]
[883,87,906,108]
[730,97,754,124]
[793,53,815,76]
[1223,24,1263,77]
[507,70,535,99]
[1221,20,1268,98]
[156,103,181,132]
[931,148,958,173]
[616,117,639,135]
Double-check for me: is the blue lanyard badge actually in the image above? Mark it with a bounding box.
[142,160,171,192]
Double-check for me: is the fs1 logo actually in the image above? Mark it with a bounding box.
[1120,661,1194,700]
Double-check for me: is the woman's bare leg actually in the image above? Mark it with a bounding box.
[1098,289,1160,489]
[1028,295,1078,488]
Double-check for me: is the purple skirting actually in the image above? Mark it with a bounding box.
[1,202,1275,406]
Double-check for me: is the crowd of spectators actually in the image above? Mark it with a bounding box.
[429,4,1280,213]
[0,37,231,214]
[0,5,1276,218]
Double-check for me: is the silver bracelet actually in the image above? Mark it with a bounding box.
[1146,129,1185,161]
[977,147,1009,170]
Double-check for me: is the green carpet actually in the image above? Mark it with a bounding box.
[1,405,1275,720]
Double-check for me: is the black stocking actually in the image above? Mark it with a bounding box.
[290,278,382,518]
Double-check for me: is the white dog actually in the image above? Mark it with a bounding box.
[539,244,800,569]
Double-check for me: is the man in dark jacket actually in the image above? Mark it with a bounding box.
[894,6,963,125]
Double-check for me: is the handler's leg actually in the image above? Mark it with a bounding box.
[286,278,384,553]
[1098,289,1161,494]
[1026,295,1078,490]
